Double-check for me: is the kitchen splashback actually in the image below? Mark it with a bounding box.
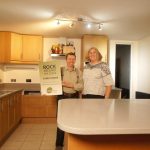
[3,65,40,83]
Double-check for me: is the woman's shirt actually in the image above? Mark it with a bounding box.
[83,62,114,96]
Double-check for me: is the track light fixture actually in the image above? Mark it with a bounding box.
[55,17,103,30]
[98,23,103,30]
[69,21,74,28]
[57,19,60,25]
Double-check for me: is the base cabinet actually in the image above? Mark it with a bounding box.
[65,134,150,150]
[0,91,22,146]
[22,95,57,123]
[0,97,9,142]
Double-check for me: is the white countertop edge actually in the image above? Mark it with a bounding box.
[57,121,150,135]
[57,99,150,135]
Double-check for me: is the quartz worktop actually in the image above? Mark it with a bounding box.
[0,89,23,99]
[57,99,150,135]
[0,83,40,99]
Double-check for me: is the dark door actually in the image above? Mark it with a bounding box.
[115,44,131,98]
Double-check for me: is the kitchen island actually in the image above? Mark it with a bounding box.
[57,99,150,150]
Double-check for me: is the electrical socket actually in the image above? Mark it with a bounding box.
[26,79,32,82]
[11,79,16,82]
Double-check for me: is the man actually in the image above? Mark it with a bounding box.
[55,52,83,150]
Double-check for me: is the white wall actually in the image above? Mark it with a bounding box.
[3,37,81,83]
[0,38,141,98]
[137,36,150,93]
[3,36,150,97]
[43,37,81,68]
[3,65,40,83]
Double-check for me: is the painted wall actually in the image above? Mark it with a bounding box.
[3,65,40,83]
[43,37,81,68]
[137,36,150,93]
[2,37,140,99]
[3,36,150,98]
[3,37,81,83]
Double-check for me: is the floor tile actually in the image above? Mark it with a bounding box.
[0,123,57,150]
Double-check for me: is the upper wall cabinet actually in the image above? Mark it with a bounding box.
[81,35,108,66]
[0,31,43,64]
[0,32,22,63]
[0,32,6,63]
[22,35,43,62]
[6,32,22,62]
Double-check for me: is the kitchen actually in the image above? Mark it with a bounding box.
[0,0,150,150]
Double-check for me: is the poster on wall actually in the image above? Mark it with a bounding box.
[39,61,62,95]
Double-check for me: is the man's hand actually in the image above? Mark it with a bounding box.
[62,81,74,88]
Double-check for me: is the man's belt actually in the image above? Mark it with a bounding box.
[63,92,78,98]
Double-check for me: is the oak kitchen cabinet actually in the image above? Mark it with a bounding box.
[0,31,43,64]
[0,91,22,145]
[22,95,57,122]
[0,32,8,63]
[22,35,43,62]
[0,32,22,62]
[81,35,108,66]
[0,97,9,143]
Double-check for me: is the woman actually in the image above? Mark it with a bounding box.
[82,47,114,99]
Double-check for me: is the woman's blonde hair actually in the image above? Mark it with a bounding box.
[87,47,102,61]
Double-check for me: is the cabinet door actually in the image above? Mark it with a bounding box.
[0,32,5,63]
[0,101,2,140]
[0,97,9,140]
[22,95,56,118]
[0,32,22,63]
[0,32,9,63]
[14,92,22,123]
[22,35,43,62]
[8,95,15,130]
[82,35,108,63]
[10,33,22,61]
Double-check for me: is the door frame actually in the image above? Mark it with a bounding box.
[109,40,138,99]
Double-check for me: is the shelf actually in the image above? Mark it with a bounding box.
[51,54,66,57]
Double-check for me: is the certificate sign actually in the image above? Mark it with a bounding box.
[39,61,62,95]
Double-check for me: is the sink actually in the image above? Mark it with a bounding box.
[24,90,41,95]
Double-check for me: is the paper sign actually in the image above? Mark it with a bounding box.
[39,61,62,95]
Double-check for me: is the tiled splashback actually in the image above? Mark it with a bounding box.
[3,65,40,83]
[2,83,40,91]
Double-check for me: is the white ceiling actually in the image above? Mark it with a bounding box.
[0,0,150,40]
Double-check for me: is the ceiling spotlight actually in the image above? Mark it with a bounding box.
[69,21,74,28]
[98,23,103,30]
[57,19,60,25]
[87,23,91,28]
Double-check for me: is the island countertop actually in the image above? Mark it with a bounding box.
[57,99,150,135]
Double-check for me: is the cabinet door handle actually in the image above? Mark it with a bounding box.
[21,53,23,59]
[9,99,12,107]
[2,102,3,112]
[39,54,40,60]
[0,101,3,112]
[0,101,2,112]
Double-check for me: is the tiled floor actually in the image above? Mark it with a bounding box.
[0,123,57,150]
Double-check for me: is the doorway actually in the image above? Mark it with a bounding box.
[115,44,131,98]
